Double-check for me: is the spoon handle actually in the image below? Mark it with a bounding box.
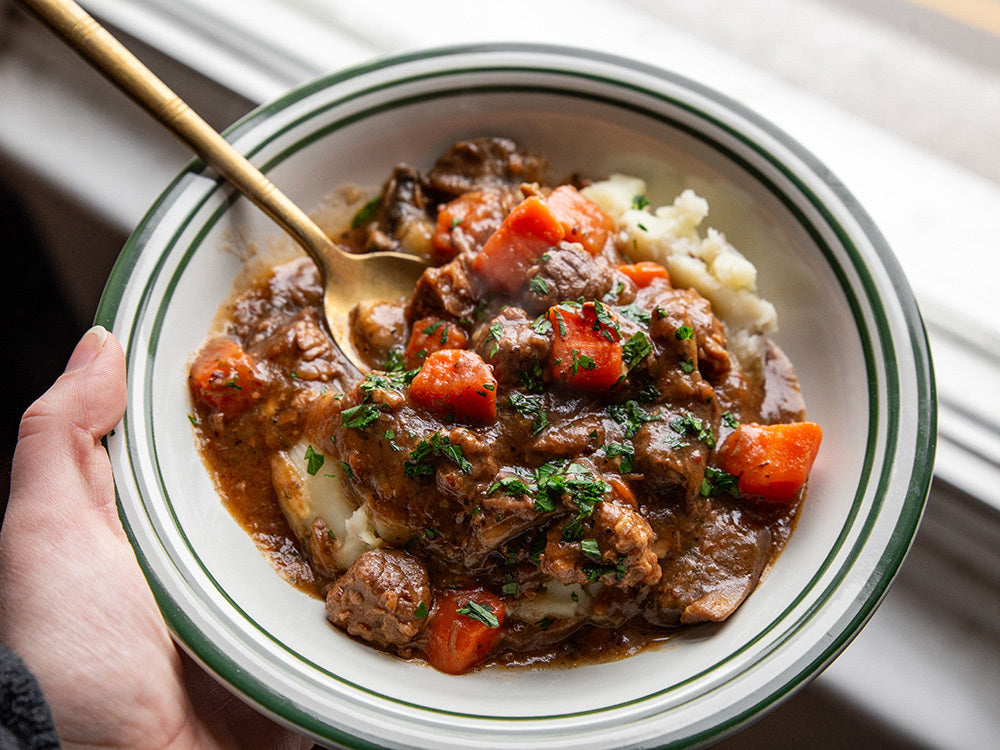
[18,0,337,260]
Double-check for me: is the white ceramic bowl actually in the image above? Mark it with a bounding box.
[98,44,936,749]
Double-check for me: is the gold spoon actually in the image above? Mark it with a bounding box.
[18,0,428,372]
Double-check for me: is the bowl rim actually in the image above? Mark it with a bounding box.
[96,42,936,748]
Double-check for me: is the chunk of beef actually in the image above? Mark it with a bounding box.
[406,255,479,324]
[350,299,407,370]
[645,286,730,384]
[521,242,615,315]
[428,137,548,197]
[345,165,434,255]
[644,505,771,626]
[247,306,344,383]
[473,306,551,387]
[540,498,661,589]
[631,403,717,503]
[326,548,432,649]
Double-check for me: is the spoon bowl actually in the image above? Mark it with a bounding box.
[18,0,428,370]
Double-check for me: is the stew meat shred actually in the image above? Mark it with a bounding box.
[188,137,822,674]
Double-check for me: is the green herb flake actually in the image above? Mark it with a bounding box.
[603,441,635,473]
[722,411,740,429]
[456,600,500,628]
[351,196,381,228]
[529,277,550,295]
[679,358,695,374]
[338,461,357,481]
[670,412,716,449]
[404,432,473,477]
[631,194,651,210]
[608,400,662,438]
[414,601,428,618]
[580,538,601,559]
[304,445,325,476]
[341,402,381,430]
[675,325,694,340]
[623,331,653,370]
[700,467,740,498]
[485,321,503,358]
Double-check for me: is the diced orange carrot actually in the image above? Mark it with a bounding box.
[546,302,624,390]
[404,317,469,369]
[617,261,670,288]
[546,184,615,256]
[410,349,498,422]
[472,196,565,294]
[426,588,504,674]
[431,189,507,263]
[188,337,265,416]
[717,422,823,502]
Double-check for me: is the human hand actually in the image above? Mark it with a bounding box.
[0,326,311,750]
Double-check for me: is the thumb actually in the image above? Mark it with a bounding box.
[9,325,127,532]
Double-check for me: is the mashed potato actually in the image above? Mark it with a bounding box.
[582,174,777,368]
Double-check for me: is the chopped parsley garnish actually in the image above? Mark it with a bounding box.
[593,301,621,341]
[502,575,518,596]
[722,411,740,429]
[456,600,500,628]
[404,432,473,477]
[619,303,652,325]
[623,331,653,370]
[338,461,356,481]
[631,194,651,210]
[580,538,601,559]
[223,378,242,390]
[485,321,503,358]
[304,445,325,476]
[517,359,546,393]
[603,281,626,302]
[359,369,417,396]
[341,402,381,430]
[528,277,550,295]
[414,601,428,618]
[537,617,555,631]
[507,391,549,435]
[679,358,695,374]
[675,325,694,340]
[490,460,608,517]
[670,412,716,448]
[581,556,628,583]
[531,314,553,336]
[700,467,740,498]
[488,474,533,496]
[350,196,380,228]
[608,400,662,438]
[569,349,597,375]
[603,441,635,473]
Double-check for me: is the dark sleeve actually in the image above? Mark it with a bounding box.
[0,642,60,749]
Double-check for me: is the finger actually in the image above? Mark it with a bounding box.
[9,325,127,533]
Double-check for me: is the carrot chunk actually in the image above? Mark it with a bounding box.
[188,337,265,416]
[432,189,508,263]
[546,184,615,256]
[426,588,504,674]
[617,261,670,288]
[717,422,823,502]
[547,302,624,390]
[472,196,565,294]
[409,349,498,422]
[404,317,469,369]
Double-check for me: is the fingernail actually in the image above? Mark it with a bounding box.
[65,326,109,372]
